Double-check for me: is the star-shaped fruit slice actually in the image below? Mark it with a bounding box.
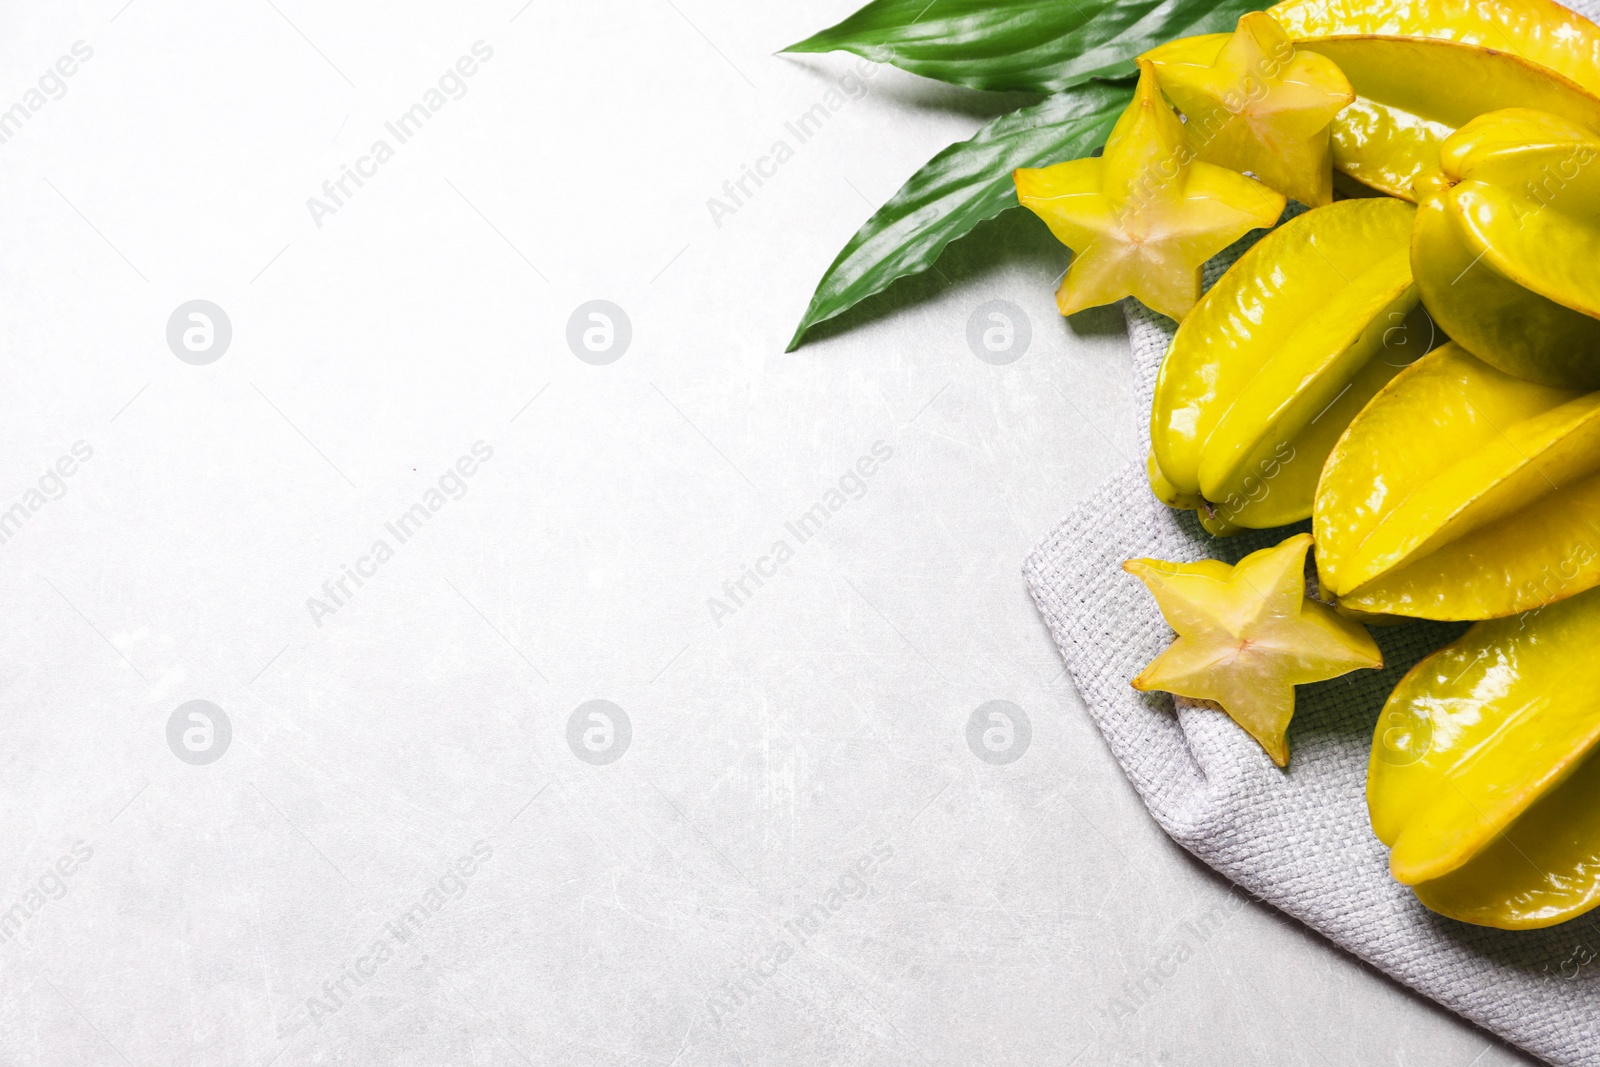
[1145,13,1355,207]
[1014,60,1286,322]
[1124,533,1382,767]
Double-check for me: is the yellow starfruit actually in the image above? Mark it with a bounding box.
[1304,36,1600,200]
[1412,108,1600,388]
[1126,533,1383,767]
[1270,0,1600,97]
[1369,584,1600,928]
[1315,342,1600,620]
[1143,13,1355,207]
[1148,30,1600,200]
[1275,0,1600,195]
[1014,60,1285,323]
[1150,197,1420,531]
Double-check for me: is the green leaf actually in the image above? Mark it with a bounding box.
[785,0,1272,93]
[788,82,1132,351]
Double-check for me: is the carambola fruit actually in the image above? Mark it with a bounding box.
[1127,533,1383,767]
[1143,13,1354,208]
[1014,61,1285,322]
[1300,34,1600,200]
[1149,27,1600,201]
[1412,107,1600,388]
[1150,197,1419,530]
[1315,342,1600,619]
[1152,0,1600,199]
[1270,0,1600,98]
[1369,583,1600,928]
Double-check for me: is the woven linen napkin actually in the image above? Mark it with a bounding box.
[1023,166,1600,1065]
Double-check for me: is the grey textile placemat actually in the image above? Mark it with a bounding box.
[1022,172,1600,1065]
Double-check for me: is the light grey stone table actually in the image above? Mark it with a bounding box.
[0,1,1543,1063]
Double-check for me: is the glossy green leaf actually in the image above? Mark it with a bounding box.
[787,82,1131,351]
[784,0,1272,93]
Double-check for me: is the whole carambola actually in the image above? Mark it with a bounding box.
[1369,582,1600,929]
[1149,197,1418,531]
[1315,342,1600,620]
[1270,0,1600,97]
[1412,107,1600,388]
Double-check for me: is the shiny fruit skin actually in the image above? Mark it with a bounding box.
[1151,198,1417,529]
[1370,584,1600,928]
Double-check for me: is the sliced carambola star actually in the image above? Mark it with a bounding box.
[1124,533,1383,767]
[1014,60,1285,323]
[1145,13,1354,207]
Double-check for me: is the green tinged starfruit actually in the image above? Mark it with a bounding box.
[1315,342,1600,620]
[1149,197,1418,531]
[1412,108,1600,388]
[1369,584,1600,928]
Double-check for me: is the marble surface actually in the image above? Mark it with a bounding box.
[0,0,1543,1063]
